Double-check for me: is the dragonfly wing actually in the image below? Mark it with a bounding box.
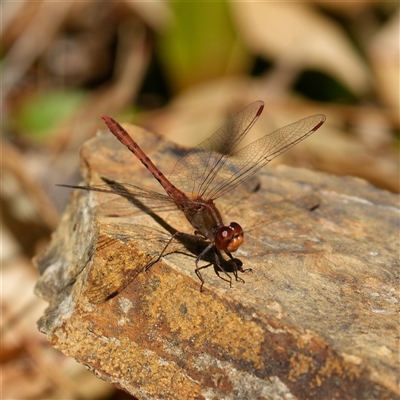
[59,179,170,200]
[197,114,326,200]
[58,180,176,212]
[167,101,264,198]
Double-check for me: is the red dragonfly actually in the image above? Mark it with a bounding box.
[62,101,325,292]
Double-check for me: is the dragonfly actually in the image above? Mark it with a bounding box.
[61,101,325,293]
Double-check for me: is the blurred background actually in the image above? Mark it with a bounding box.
[1,1,399,399]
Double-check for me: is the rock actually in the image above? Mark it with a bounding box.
[34,124,399,399]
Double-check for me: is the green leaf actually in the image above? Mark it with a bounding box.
[15,90,87,140]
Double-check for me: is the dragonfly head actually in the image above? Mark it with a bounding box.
[215,222,244,253]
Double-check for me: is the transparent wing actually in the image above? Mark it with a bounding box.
[58,178,177,212]
[204,114,326,199]
[168,101,264,198]
[168,100,325,200]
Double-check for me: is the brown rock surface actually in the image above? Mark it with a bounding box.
[34,124,399,399]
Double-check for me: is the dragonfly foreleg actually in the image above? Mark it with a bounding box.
[225,251,247,284]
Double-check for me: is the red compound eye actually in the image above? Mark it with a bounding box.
[215,222,244,252]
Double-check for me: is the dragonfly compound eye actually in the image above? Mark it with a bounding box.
[215,222,244,253]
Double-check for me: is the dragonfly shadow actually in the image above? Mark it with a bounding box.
[101,176,178,236]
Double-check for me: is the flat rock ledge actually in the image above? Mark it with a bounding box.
[34,125,399,399]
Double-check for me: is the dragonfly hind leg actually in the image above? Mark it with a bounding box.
[144,233,178,273]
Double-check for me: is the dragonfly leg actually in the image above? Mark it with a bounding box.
[144,231,248,291]
[146,231,212,290]
[144,232,182,272]
[145,230,204,272]
[195,263,206,292]
[226,251,252,274]
[213,250,233,287]
[196,247,247,290]
[195,242,215,291]
[225,251,252,283]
